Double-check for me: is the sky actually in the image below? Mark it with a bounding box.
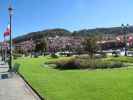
[0,0,133,40]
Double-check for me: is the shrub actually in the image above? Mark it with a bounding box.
[76,53,107,60]
[89,60,125,69]
[34,55,38,58]
[109,62,124,68]
[128,48,133,51]
[75,55,89,59]
[33,52,40,58]
[51,53,58,58]
[112,51,120,57]
[66,53,72,57]
[109,57,133,63]
[76,59,89,69]
[13,53,23,59]
[100,52,107,58]
[55,58,80,69]
[93,60,109,69]
[48,57,125,70]
[43,52,49,56]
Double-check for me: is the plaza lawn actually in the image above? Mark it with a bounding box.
[14,56,133,100]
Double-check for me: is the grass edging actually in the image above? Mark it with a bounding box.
[17,72,45,100]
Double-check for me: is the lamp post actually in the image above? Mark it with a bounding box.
[121,24,129,56]
[8,2,13,71]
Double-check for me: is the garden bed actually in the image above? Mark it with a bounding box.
[47,56,125,70]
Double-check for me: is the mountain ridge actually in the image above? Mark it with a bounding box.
[13,26,133,43]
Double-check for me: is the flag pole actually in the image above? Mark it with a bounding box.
[4,36,6,62]
[8,1,13,71]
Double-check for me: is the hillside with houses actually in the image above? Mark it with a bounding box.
[11,26,133,56]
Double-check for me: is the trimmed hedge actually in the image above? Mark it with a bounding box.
[92,60,124,69]
[78,59,124,69]
[108,57,133,63]
[48,57,125,70]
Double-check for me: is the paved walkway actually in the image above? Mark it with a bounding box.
[0,61,40,100]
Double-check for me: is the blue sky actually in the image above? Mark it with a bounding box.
[0,0,133,40]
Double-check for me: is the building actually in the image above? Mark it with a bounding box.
[14,39,35,54]
[47,36,84,53]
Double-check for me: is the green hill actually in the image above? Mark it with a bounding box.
[14,26,133,43]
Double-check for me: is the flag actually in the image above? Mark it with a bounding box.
[128,36,133,46]
[128,36,133,42]
[4,24,10,37]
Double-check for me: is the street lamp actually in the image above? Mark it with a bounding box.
[8,2,13,71]
[121,24,129,56]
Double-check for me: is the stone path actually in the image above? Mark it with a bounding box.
[0,61,40,100]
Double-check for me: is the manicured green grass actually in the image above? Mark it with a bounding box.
[14,56,133,100]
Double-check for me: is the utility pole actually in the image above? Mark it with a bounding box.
[8,0,13,71]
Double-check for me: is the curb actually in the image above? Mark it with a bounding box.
[18,72,45,100]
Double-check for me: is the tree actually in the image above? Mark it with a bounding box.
[35,38,47,54]
[41,38,47,52]
[83,37,98,58]
[96,35,103,53]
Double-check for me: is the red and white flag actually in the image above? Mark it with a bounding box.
[128,36,133,42]
[127,36,133,46]
[4,24,10,37]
